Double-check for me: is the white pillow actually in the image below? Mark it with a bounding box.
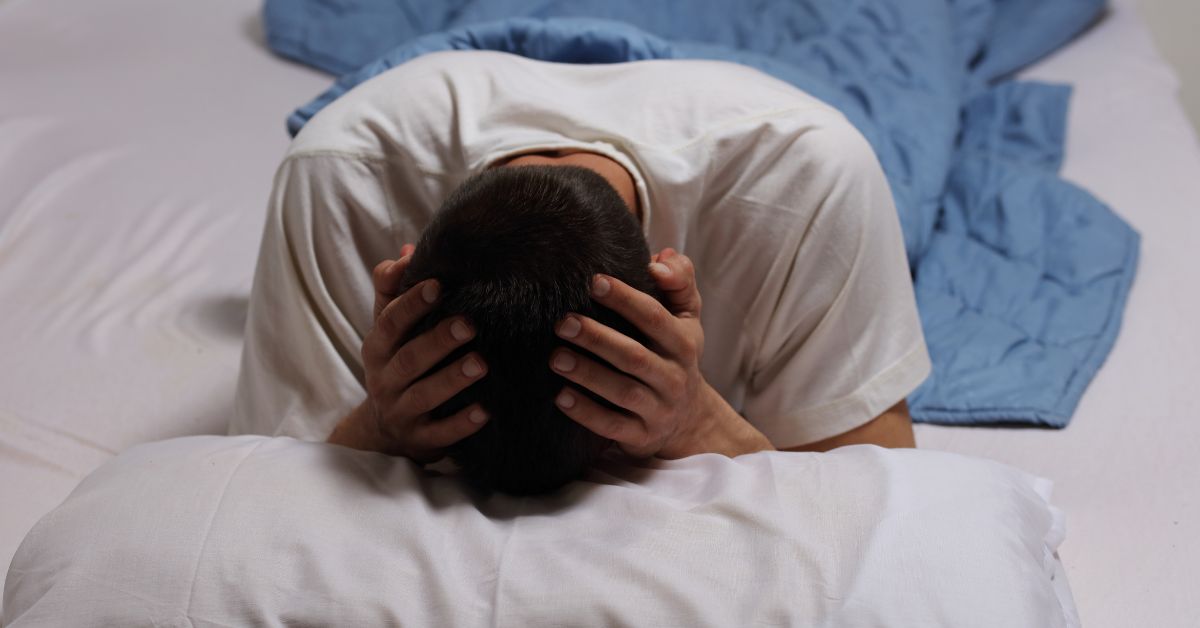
[3,436,1078,627]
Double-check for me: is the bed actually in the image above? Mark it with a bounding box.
[0,0,1196,625]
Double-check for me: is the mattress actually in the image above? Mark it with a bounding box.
[0,0,1196,626]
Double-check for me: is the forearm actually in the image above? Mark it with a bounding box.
[688,384,776,458]
[327,401,394,454]
[782,400,915,453]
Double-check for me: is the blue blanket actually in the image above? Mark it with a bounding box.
[264,0,1139,428]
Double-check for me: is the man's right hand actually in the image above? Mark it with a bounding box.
[327,244,490,463]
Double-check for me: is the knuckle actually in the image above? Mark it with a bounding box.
[386,296,423,336]
[605,420,625,442]
[618,384,646,411]
[401,290,425,318]
[624,350,652,377]
[580,321,605,348]
[372,260,391,282]
[606,418,628,442]
[376,310,398,338]
[679,337,699,361]
[402,386,432,414]
[666,370,687,393]
[389,353,420,382]
[618,288,639,308]
[647,309,671,334]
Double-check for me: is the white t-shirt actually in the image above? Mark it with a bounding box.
[231,50,930,448]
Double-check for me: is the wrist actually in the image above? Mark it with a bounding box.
[328,400,400,455]
[689,384,776,458]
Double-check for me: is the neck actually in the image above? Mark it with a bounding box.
[495,150,641,219]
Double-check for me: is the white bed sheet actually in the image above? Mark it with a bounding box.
[917,2,1200,625]
[0,0,1196,625]
[0,0,329,613]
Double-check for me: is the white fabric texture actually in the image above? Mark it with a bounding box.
[230,51,931,448]
[3,436,1074,627]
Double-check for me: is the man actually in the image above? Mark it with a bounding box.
[231,50,931,492]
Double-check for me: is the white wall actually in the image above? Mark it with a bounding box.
[1138,0,1200,131]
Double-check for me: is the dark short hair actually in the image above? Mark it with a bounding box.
[399,165,661,496]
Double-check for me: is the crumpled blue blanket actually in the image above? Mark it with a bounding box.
[264,0,1139,428]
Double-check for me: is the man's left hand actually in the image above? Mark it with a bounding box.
[550,249,773,459]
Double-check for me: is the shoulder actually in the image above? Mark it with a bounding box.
[692,105,887,233]
[288,50,521,160]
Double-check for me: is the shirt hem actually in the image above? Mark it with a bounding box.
[754,342,932,448]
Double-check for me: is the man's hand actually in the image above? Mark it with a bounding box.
[550,249,774,459]
[327,244,491,463]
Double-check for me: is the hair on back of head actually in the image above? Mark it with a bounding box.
[398,164,661,496]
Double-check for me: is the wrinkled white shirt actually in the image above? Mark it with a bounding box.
[231,51,930,447]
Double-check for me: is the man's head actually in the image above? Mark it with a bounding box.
[399,164,660,496]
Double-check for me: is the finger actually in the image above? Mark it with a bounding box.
[387,316,477,389]
[417,403,491,450]
[371,259,398,321]
[395,352,487,416]
[647,249,702,319]
[372,249,415,321]
[553,387,651,453]
[590,274,689,356]
[363,278,440,369]
[550,348,661,418]
[555,314,672,389]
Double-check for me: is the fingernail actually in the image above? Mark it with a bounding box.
[462,357,483,378]
[558,316,581,339]
[469,408,488,424]
[422,281,439,304]
[556,390,575,409]
[591,276,611,297]
[552,352,576,372]
[649,262,671,277]
[451,319,473,341]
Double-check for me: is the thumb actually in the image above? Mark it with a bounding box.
[648,248,701,318]
[371,244,417,321]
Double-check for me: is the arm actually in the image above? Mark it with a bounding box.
[232,155,410,441]
[326,246,491,464]
[780,400,915,453]
[731,118,929,451]
[678,382,777,458]
[552,249,774,459]
[327,401,390,453]
[552,248,914,458]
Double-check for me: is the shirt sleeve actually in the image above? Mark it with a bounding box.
[230,154,415,441]
[737,113,931,447]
